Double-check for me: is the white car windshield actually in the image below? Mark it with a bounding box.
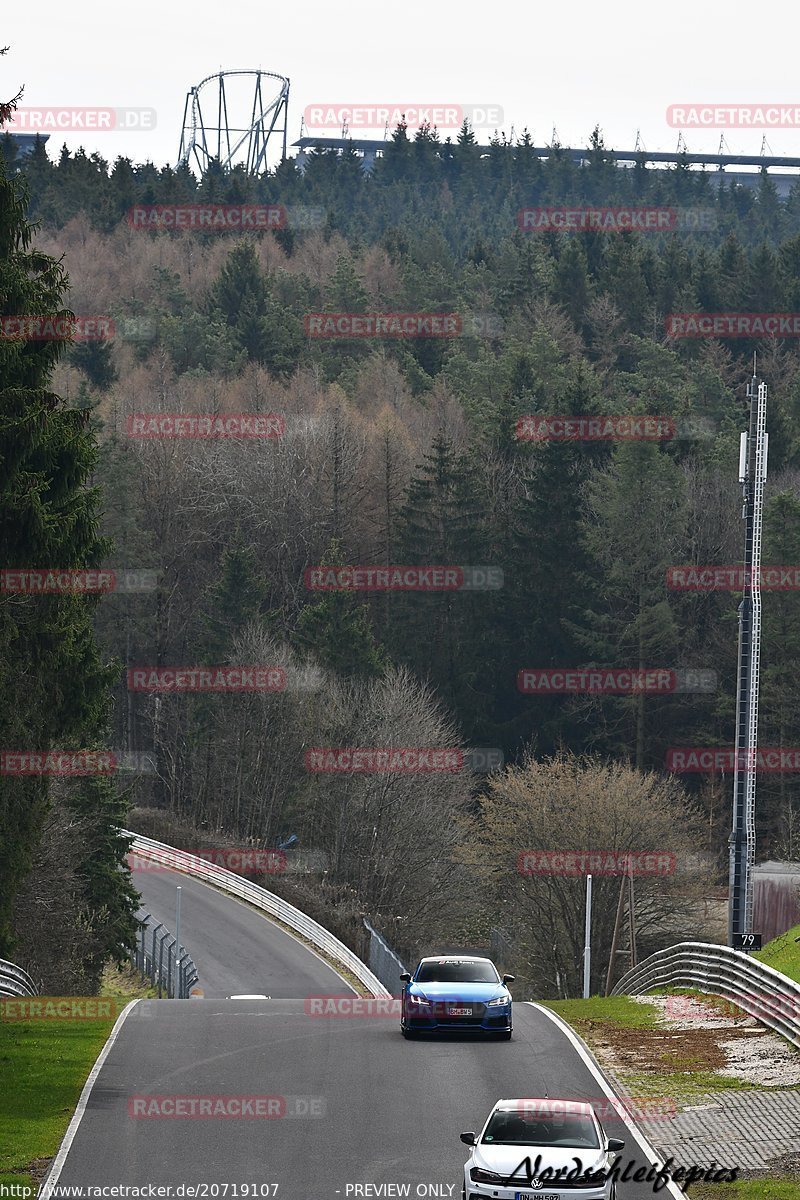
[481,1111,600,1149]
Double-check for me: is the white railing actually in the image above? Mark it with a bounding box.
[125,832,389,997]
[0,957,37,998]
[613,940,800,1048]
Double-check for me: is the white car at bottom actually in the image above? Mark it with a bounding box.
[460,1098,624,1200]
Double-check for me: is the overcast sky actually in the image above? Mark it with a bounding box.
[4,0,799,170]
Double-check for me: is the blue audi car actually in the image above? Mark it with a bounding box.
[400,955,514,1039]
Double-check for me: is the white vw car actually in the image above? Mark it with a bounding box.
[460,1099,624,1200]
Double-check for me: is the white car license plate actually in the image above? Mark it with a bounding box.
[448,1006,472,1015]
[515,1193,559,1200]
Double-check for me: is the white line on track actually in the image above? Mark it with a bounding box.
[39,881,365,1196]
[40,999,141,1200]
[525,1002,685,1199]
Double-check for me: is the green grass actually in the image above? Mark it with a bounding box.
[621,1067,756,1097]
[755,922,800,983]
[541,994,664,1029]
[687,1181,798,1198]
[0,993,127,1194]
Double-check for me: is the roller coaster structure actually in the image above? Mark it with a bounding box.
[177,70,290,175]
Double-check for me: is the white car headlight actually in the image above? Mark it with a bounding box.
[487,994,510,1006]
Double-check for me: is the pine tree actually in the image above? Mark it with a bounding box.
[0,154,137,961]
[69,338,118,391]
[760,493,800,853]
[577,442,688,769]
[202,535,268,662]
[295,540,386,678]
[391,433,491,736]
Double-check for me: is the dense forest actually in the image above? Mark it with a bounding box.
[4,122,800,993]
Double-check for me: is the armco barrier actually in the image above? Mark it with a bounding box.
[612,940,800,1049]
[125,832,389,997]
[0,957,37,998]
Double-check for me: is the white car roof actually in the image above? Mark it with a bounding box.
[493,1098,596,1116]
[419,954,493,962]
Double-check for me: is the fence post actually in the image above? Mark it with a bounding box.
[150,922,164,988]
[156,929,170,998]
[165,937,175,998]
[176,950,189,998]
[137,919,147,972]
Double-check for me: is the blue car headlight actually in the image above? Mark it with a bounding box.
[487,994,510,1007]
[409,993,432,1006]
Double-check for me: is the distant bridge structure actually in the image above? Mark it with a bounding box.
[293,135,800,193]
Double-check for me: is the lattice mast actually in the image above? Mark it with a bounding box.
[728,359,768,942]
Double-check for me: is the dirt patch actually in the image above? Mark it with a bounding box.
[582,1019,737,1074]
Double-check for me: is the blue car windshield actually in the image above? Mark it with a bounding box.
[415,960,500,983]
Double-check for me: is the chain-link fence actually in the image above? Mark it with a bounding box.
[363,919,408,995]
[131,910,199,998]
[489,927,515,973]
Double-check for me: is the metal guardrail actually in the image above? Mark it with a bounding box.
[613,940,800,1049]
[363,919,407,995]
[126,832,389,997]
[132,910,199,998]
[0,957,38,998]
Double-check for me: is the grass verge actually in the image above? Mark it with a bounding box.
[687,1182,798,1198]
[0,962,153,1194]
[755,923,800,984]
[542,994,664,1030]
